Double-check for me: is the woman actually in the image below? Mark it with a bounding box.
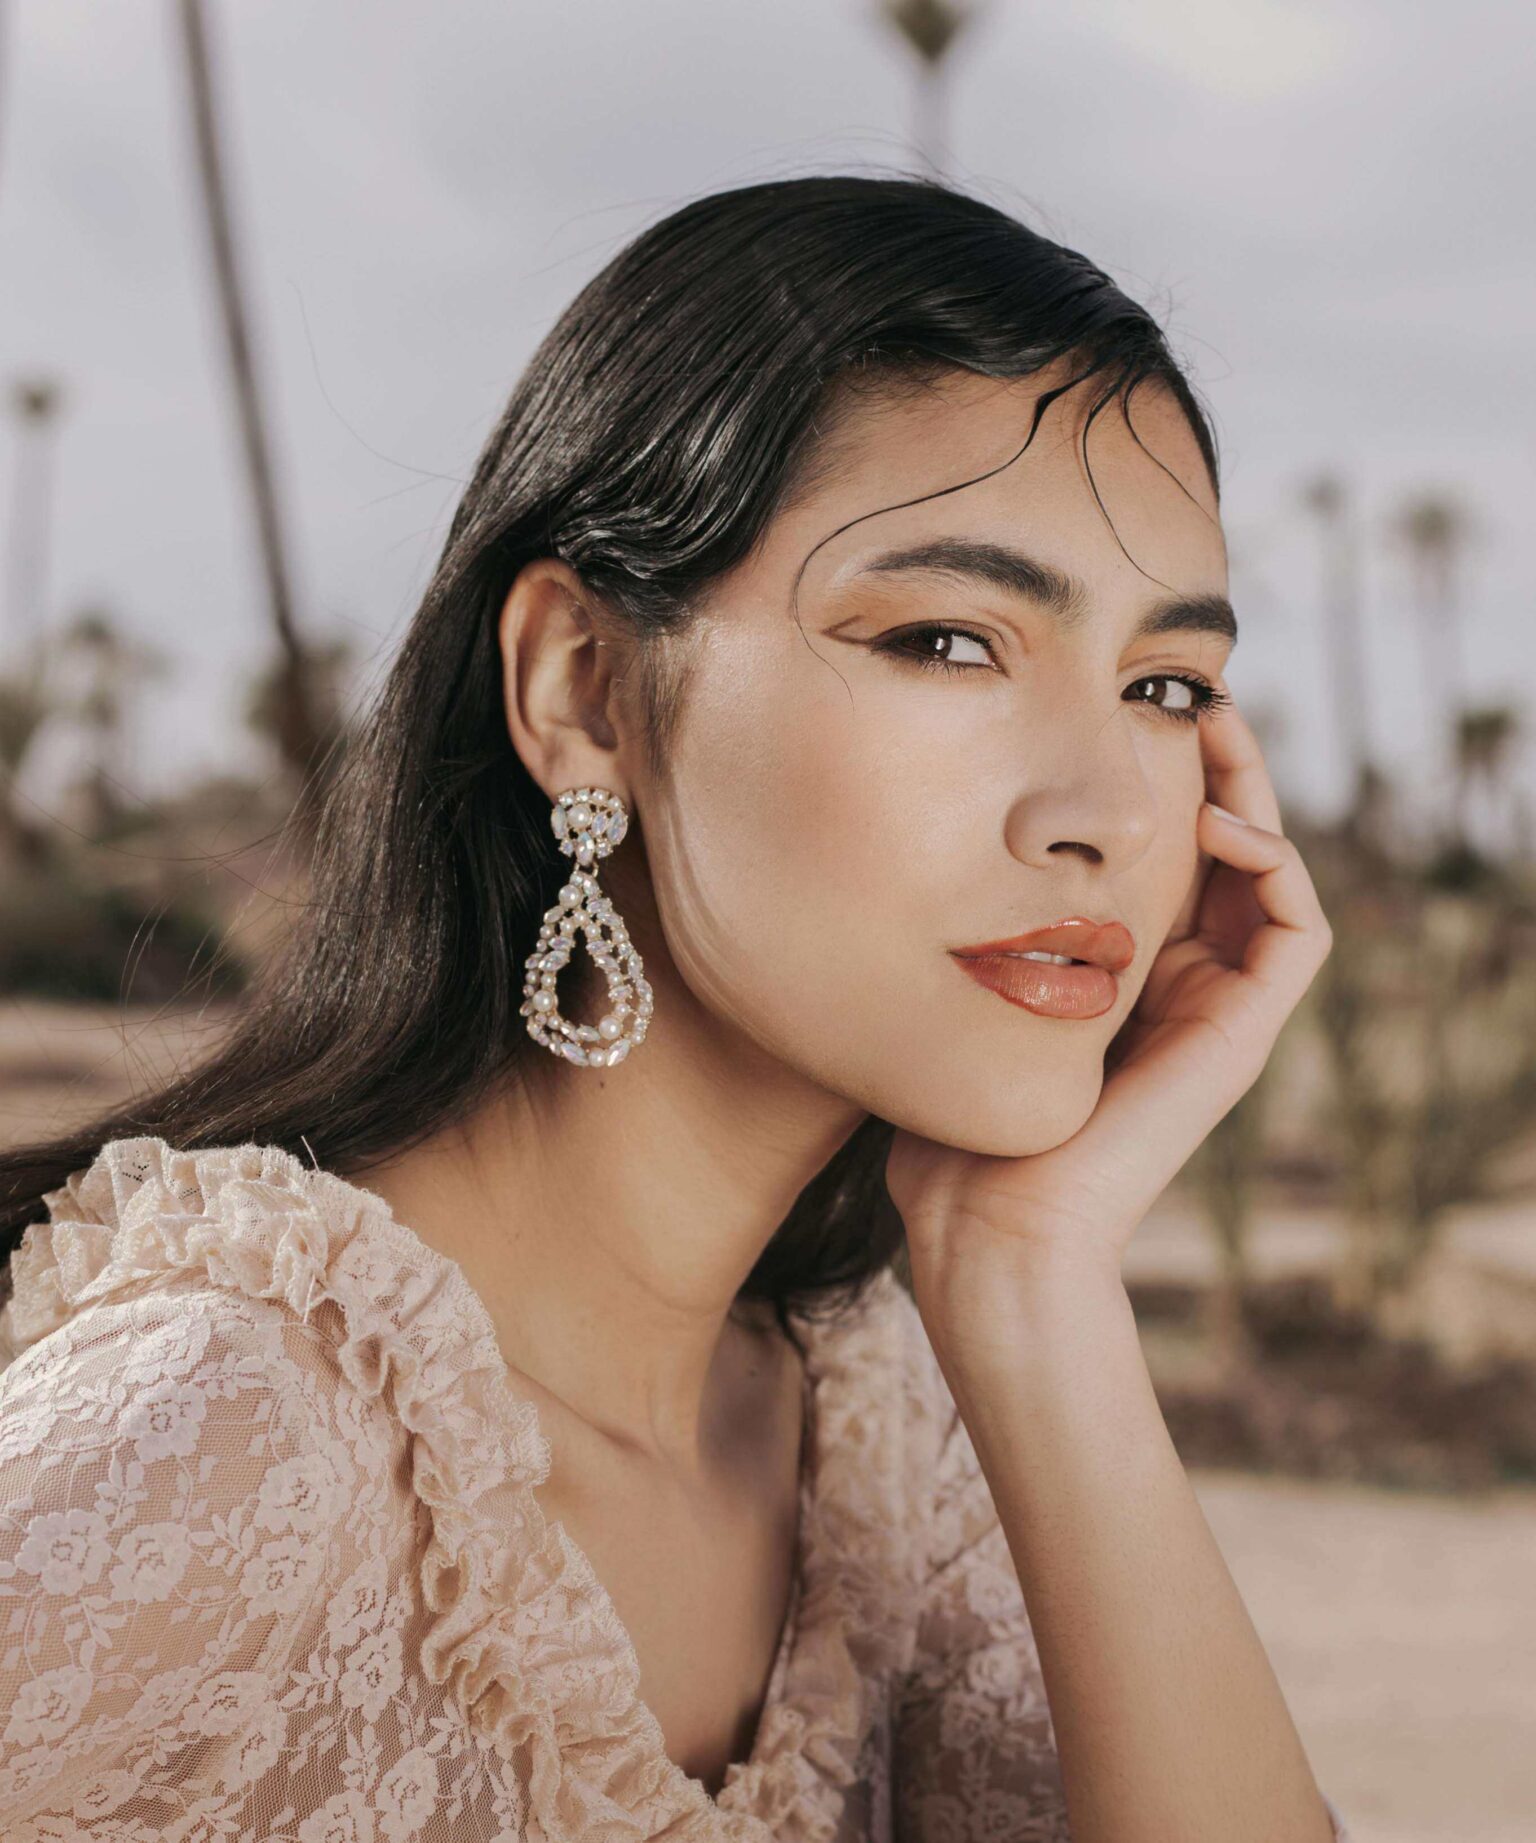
[0,175,1351,1840]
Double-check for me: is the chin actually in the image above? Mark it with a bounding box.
[903,1064,1105,1160]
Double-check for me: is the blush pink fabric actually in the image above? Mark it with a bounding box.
[0,1137,1352,1841]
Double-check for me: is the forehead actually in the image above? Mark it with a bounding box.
[769,362,1227,609]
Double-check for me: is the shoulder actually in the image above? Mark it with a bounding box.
[1,1130,550,1551]
[0,1134,553,1819]
[3,1134,401,1341]
[0,1278,392,1488]
[0,1288,389,1820]
[0,1133,431,1485]
[0,1280,387,1672]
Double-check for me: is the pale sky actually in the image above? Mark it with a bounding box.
[1,0,1532,832]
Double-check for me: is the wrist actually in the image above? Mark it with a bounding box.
[910,1235,1137,1385]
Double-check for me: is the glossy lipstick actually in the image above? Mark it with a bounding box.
[949,916,1135,1020]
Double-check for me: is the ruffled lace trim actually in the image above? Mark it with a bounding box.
[0,1137,927,1843]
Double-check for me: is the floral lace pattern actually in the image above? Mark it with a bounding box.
[0,1137,1353,1841]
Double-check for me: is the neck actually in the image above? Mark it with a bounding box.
[353,981,865,1471]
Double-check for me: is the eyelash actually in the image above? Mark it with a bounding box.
[872,622,1234,728]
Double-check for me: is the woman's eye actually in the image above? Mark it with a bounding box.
[872,628,1232,730]
[872,623,997,674]
[1124,674,1233,728]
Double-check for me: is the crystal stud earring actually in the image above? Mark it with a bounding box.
[520,787,651,1067]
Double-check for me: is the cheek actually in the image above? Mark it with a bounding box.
[1153,749,1209,925]
[642,632,959,1043]
[633,636,1215,1151]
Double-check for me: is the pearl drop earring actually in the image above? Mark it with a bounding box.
[520,787,651,1067]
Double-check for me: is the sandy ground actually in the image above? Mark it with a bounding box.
[4,999,1535,1842]
[1191,1472,1536,1843]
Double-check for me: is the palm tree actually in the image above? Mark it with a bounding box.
[1393,491,1474,848]
[0,0,11,198]
[879,0,981,175]
[0,665,51,866]
[1,378,65,867]
[1300,474,1375,842]
[4,378,63,677]
[175,0,330,818]
[1452,704,1522,857]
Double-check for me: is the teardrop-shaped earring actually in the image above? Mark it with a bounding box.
[520,787,651,1067]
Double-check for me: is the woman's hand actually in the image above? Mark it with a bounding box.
[885,683,1333,1355]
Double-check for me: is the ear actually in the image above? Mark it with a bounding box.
[498,559,628,803]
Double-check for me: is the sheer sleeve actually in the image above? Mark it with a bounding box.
[0,1284,350,1831]
[891,1392,1357,1842]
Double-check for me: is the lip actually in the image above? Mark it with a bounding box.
[951,953,1119,1019]
[951,916,1136,973]
[949,916,1135,1021]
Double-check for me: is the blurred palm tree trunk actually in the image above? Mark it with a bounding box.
[1,380,65,868]
[0,0,10,196]
[3,380,62,683]
[881,0,978,175]
[1452,705,1520,861]
[1395,492,1472,852]
[1301,475,1376,845]
[176,0,328,820]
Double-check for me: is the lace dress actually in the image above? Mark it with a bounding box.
[0,1137,1354,1842]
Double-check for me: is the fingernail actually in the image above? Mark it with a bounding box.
[1206,802,1249,826]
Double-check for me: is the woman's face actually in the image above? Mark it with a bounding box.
[614,363,1233,1157]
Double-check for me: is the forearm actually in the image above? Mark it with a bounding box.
[927,1263,1335,1843]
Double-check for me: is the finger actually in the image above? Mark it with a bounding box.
[1199,803,1332,997]
[1063,1019,1261,1225]
[1078,814,1332,1200]
[1199,684,1284,834]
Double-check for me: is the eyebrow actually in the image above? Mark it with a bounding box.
[856,538,1238,647]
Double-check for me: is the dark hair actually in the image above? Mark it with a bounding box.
[0,172,1220,1347]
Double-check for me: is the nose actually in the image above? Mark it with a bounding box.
[1001,709,1160,873]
